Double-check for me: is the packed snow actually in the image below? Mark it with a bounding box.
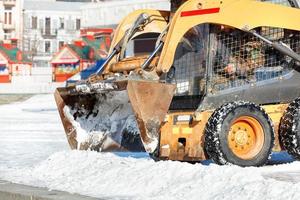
[0,95,67,169]
[1,95,300,199]
[63,91,140,150]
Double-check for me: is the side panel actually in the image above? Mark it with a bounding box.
[160,111,212,161]
[199,70,300,111]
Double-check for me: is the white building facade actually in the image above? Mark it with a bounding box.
[0,0,23,45]
[23,1,85,67]
[81,0,170,28]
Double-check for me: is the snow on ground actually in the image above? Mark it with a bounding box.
[1,95,300,200]
[0,94,67,169]
[2,151,300,200]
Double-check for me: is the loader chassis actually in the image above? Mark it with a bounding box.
[156,0,300,162]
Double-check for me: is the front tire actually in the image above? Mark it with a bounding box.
[204,101,274,167]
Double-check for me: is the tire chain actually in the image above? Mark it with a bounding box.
[204,101,274,165]
[279,97,300,159]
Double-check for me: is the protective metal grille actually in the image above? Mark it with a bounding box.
[262,0,295,6]
[171,0,299,97]
[172,24,209,96]
[211,26,300,91]
[210,0,299,91]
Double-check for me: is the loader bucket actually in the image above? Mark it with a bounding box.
[54,80,175,153]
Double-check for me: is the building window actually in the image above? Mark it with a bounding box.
[9,12,12,25]
[4,12,12,25]
[45,41,51,53]
[4,13,7,24]
[59,41,64,49]
[45,17,51,35]
[32,16,37,29]
[11,39,17,47]
[4,30,11,40]
[4,6,11,25]
[76,19,81,30]
[59,17,64,29]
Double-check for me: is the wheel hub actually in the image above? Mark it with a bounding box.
[228,116,264,160]
[235,130,248,146]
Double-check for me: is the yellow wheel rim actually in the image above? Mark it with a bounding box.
[228,116,264,160]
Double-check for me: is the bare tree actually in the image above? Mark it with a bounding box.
[23,32,41,65]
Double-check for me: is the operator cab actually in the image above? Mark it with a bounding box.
[168,0,299,112]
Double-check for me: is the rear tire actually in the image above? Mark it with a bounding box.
[279,97,300,160]
[204,101,274,167]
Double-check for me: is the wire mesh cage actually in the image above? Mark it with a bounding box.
[170,0,300,99]
[263,0,296,6]
[172,24,209,96]
[211,26,300,91]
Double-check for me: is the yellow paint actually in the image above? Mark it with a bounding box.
[262,104,288,113]
[262,104,288,124]
[182,127,193,134]
[158,0,300,72]
[172,127,180,134]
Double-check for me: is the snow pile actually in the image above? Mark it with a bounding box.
[2,150,300,200]
[1,94,300,200]
[0,94,67,170]
[64,91,140,150]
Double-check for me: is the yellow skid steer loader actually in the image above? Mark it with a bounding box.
[55,0,300,166]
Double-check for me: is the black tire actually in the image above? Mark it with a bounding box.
[279,97,300,160]
[204,101,274,167]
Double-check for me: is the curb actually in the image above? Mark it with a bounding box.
[0,180,100,200]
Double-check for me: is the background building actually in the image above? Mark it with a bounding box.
[22,0,86,67]
[51,29,112,82]
[0,0,171,93]
[1,0,170,68]
[81,0,169,28]
[0,0,23,46]
[0,40,31,83]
